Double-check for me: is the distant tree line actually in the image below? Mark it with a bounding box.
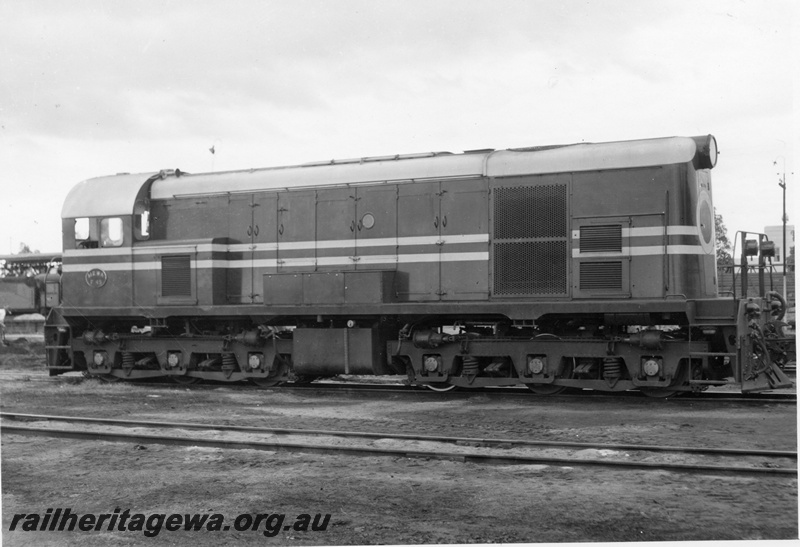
[715,210,733,265]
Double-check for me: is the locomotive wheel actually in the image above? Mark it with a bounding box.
[291,375,319,385]
[250,377,283,388]
[93,373,121,383]
[171,375,201,385]
[424,382,457,392]
[640,388,679,398]
[250,359,288,388]
[526,345,574,395]
[641,363,689,398]
[526,383,568,395]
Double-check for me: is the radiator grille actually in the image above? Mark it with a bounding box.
[579,225,622,253]
[494,185,567,239]
[579,261,623,291]
[494,242,567,295]
[161,255,192,297]
[492,182,568,296]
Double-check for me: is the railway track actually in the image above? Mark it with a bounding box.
[1,369,797,403]
[0,369,795,404]
[1,412,796,476]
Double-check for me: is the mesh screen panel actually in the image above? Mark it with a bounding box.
[494,185,567,239]
[494,242,567,295]
[493,183,568,296]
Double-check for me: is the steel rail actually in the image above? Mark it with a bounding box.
[1,411,796,461]
[0,371,795,403]
[279,383,798,403]
[1,423,795,476]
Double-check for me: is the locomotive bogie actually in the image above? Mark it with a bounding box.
[390,328,709,393]
[71,326,294,384]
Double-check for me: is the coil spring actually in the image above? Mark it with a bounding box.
[222,353,237,368]
[121,351,135,369]
[603,358,623,380]
[462,355,480,376]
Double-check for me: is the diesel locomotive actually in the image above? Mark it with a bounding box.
[45,134,792,395]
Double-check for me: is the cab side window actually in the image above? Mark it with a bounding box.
[134,207,150,240]
[74,218,98,249]
[100,217,124,247]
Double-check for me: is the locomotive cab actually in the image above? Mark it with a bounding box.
[60,172,157,309]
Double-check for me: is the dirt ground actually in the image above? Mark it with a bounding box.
[1,342,797,545]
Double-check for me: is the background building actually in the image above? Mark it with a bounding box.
[763,225,795,272]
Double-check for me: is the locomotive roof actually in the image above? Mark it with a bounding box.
[62,135,715,218]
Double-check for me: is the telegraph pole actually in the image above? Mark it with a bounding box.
[775,157,788,304]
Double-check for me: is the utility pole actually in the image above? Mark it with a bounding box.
[775,157,788,304]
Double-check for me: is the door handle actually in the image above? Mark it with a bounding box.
[247,226,252,237]
[442,215,447,228]
[434,216,439,228]
[254,225,259,237]
[278,224,284,236]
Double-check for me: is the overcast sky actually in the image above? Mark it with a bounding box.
[0,0,796,255]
